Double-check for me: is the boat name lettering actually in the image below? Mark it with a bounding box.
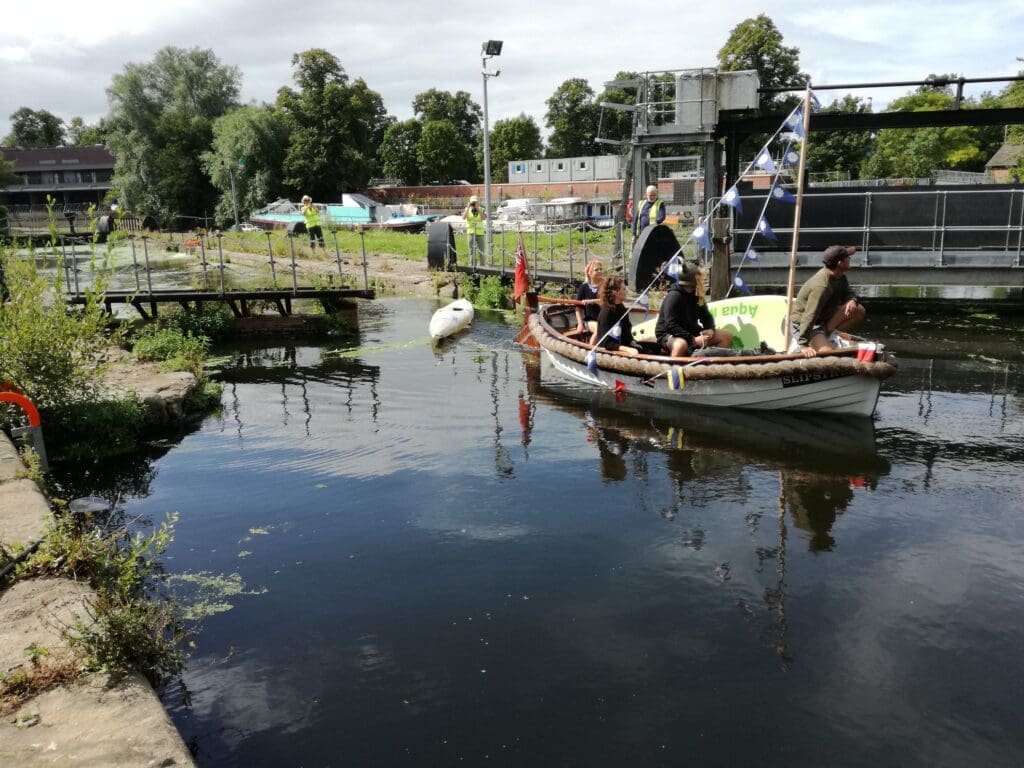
[780,370,852,387]
[710,303,759,320]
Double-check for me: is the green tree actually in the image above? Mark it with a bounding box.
[417,120,474,183]
[862,83,997,178]
[378,119,423,185]
[66,116,108,147]
[0,153,17,186]
[805,95,874,180]
[277,49,389,200]
[105,46,240,225]
[595,71,640,148]
[717,15,809,111]
[487,115,543,183]
[3,107,66,147]
[545,78,600,158]
[412,89,481,146]
[203,105,290,227]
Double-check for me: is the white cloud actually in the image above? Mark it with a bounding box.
[1,0,1020,138]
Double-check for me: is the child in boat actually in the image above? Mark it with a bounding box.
[574,259,604,337]
[655,262,732,356]
[595,275,639,355]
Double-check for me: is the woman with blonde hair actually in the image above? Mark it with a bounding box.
[574,259,604,337]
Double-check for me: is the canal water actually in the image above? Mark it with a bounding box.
[51,298,1023,767]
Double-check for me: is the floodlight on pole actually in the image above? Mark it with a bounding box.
[481,40,502,267]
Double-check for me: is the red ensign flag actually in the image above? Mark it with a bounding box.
[513,234,529,304]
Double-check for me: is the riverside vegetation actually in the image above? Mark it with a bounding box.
[0,237,233,713]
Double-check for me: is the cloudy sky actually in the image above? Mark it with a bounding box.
[2,0,1022,141]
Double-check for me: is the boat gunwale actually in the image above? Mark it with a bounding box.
[529,300,897,382]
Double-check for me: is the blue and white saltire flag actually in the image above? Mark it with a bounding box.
[745,247,760,262]
[785,108,806,140]
[585,350,598,374]
[770,184,796,204]
[721,185,743,214]
[754,150,777,174]
[757,216,778,241]
[691,219,713,251]
[732,274,752,295]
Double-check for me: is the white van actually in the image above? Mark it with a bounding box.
[495,197,541,220]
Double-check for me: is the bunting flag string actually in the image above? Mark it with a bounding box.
[691,218,713,252]
[756,216,778,242]
[721,185,743,214]
[770,183,796,204]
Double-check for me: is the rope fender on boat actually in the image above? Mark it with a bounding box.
[527,314,897,381]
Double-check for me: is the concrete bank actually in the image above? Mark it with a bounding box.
[0,368,198,766]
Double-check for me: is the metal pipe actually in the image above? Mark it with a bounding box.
[332,229,344,282]
[141,236,153,296]
[287,233,298,294]
[265,231,277,288]
[129,236,141,292]
[359,228,368,290]
[198,234,209,290]
[215,232,226,294]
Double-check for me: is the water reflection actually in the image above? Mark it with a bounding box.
[529,366,890,518]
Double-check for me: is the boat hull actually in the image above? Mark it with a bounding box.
[540,347,882,416]
[429,298,475,339]
[528,299,895,417]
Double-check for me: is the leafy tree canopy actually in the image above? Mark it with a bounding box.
[378,119,424,185]
[487,114,544,183]
[862,82,1002,178]
[545,78,600,158]
[805,95,874,180]
[3,107,65,147]
[595,72,639,150]
[416,120,475,184]
[202,105,290,228]
[105,46,241,224]
[277,49,390,200]
[412,89,481,146]
[717,14,809,111]
[66,116,108,147]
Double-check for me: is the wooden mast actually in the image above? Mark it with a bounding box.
[783,88,814,352]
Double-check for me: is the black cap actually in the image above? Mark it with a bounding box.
[822,245,856,268]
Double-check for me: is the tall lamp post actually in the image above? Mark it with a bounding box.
[481,40,502,264]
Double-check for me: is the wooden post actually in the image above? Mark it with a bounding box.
[710,217,731,300]
[783,88,814,352]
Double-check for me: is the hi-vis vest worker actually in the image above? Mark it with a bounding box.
[302,200,322,230]
[633,185,665,235]
[465,201,485,235]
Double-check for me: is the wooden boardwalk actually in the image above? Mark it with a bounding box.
[68,287,375,319]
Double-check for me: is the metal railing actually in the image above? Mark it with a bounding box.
[720,187,1024,267]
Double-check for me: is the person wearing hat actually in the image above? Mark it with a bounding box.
[790,245,866,358]
[654,261,732,357]
[632,185,666,237]
[463,195,486,266]
[301,195,325,250]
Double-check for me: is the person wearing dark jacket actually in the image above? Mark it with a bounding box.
[654,263,732,357]
[595,276,638,355]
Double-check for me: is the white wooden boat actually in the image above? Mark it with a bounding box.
[525,295,896,417]
[429,298,475,340]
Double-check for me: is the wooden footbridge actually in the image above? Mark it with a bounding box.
[69,286,375,320]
